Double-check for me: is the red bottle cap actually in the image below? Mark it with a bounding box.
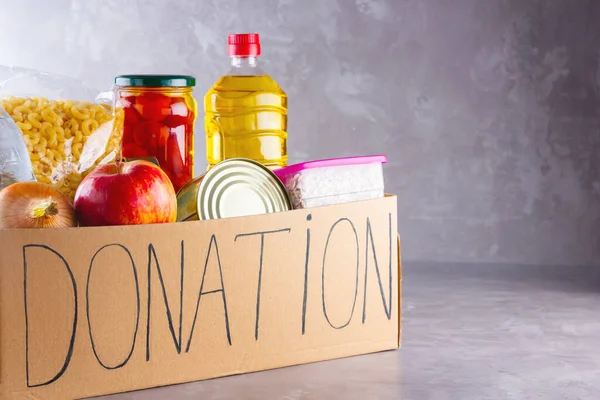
[228,33,261,57]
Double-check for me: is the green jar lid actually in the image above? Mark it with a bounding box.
[114,75,196,87]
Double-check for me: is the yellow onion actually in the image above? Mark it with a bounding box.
[0,181,77,229]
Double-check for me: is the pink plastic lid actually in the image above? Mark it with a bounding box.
[274,154,387,178]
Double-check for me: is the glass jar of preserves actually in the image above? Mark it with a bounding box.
[114,75,197,192]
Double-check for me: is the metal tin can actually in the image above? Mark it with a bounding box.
[177,158,292,221]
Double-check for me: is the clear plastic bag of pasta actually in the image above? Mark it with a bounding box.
[0,65,123,201]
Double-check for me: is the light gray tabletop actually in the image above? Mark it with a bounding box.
[99,263,600,400]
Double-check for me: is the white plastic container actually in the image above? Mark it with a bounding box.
[274,155,387,209]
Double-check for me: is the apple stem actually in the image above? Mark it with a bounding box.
[115,156,123,174]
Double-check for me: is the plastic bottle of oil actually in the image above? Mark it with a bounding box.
[204,33,287,169]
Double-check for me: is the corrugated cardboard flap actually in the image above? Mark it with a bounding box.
[397,233,402,348]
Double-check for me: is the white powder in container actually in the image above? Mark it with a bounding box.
[274,155,387,209]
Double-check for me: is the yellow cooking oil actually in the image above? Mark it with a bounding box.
[204,74,288,169]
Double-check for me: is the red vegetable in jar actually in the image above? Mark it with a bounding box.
[134,92,172,122]
[133,121,169,148]
[115,75,197,192]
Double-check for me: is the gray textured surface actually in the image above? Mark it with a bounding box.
[0,0,599,266]
[97,263,600,400]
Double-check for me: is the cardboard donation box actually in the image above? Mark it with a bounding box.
[0,195,401,399]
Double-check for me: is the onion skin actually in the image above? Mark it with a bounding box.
[0,182,77,229]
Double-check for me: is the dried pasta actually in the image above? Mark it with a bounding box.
[0,96,123,201]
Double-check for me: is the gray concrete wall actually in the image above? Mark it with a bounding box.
[0,0,598,266]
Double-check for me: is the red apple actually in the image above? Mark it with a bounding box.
[74,160,177,226]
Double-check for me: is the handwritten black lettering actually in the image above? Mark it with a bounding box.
[186,234,231,352]
[302,214,312,335]
[235,228,291,340]
[23,245,77,388]
[87,244,140,370]
[322,218,359,329]
[146,241,184,361]
[362,213,393,322]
